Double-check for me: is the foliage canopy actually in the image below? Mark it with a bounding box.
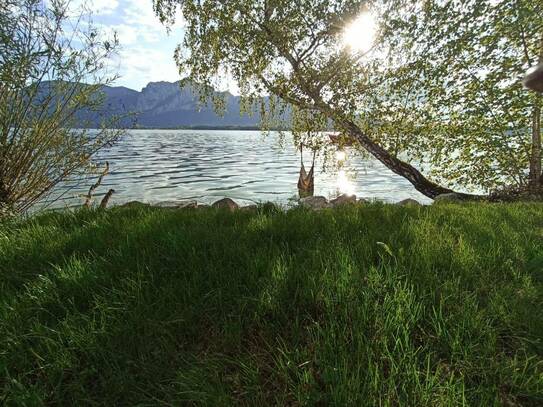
[155,0,543,196]
[372,0,543,191]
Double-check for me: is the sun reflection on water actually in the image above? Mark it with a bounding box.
[337,170,355,195]
[334,149,355,195]
[335,150,347,162]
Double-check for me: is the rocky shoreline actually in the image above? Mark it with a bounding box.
[120,194,434,211]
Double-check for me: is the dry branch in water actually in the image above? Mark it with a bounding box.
[84,162,110,208]
[100,189,115,209]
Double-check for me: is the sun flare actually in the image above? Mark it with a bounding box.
[335,150,347,162]
[342,12,376,54]
[337,170,355,195]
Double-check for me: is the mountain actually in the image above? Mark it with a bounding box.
[92,80,263,129]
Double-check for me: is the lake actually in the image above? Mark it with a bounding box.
[49,129,432,208]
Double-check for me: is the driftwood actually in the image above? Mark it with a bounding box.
[84,162,109,207]
[100,189,115,209]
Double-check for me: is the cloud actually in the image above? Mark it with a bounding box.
[68,0,120,16]
[80,0,186,90]
[100,23,139,45]
[123,0,185,29]
[113,1,185,89]
[121,0,185,43]
[124,0,164,30]
[90,0,119,15]
[111,46,181,90]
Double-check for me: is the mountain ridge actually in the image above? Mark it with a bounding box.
[92,80,263,129]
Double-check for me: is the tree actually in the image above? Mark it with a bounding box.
[155,0,543,198]
[370,0,543,193]
[154,0,462,199]
[0,0,122,216]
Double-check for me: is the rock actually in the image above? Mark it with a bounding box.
[155,200,197,209]
[329,194,357,207]
[120,201,149,208]
[179,201,198,209]
[300,196,329,210]
[197,204,211,209]
[154,201,176,208]
[433,193,465,204]
[212,198,239,211]
[398,198,421,206]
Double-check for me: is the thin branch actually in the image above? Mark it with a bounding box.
[84,161,109,207]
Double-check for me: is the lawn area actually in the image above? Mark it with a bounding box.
[0,203,542,406]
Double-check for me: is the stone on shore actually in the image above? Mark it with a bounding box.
[398,198,421,206]
[154,201,177,208]
[240,204,258,211]
[179,201,198,209]
[433,193,465,204]
[330,194,357,207]
[300,196,329,210]
[155,200,197,209]
[212,198,239,211]
[120,201,150,208]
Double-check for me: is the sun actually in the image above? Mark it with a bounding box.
[342,12,376,54]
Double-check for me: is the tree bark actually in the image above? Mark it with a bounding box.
[339,119,467,199]
[530,105,542,186]
[530,31,543,187]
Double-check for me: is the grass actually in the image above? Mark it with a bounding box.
[0,202,542,406]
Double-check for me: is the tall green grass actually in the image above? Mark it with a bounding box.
[0,203,542,405]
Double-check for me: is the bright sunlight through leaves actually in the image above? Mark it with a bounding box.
[342,12,376,53]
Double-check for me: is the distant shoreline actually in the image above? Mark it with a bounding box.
[80,126,291,131]
[132,126,285,131]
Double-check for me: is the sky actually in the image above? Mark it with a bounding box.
[75,0,374,93]
[80,0,185,91]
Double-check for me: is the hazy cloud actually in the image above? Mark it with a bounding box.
[85,0,184,90]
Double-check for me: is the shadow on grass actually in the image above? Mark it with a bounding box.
[0,203,542,405]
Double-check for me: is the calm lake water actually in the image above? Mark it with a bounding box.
[50,129,431,208]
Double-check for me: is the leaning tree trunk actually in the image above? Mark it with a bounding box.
[339,119,458,199]
[530,104,542,187]
[266,46,474,200]
[301,89,480,200]
[530,32,543,187]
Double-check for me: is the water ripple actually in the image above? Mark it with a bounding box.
[48,129,431,207]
